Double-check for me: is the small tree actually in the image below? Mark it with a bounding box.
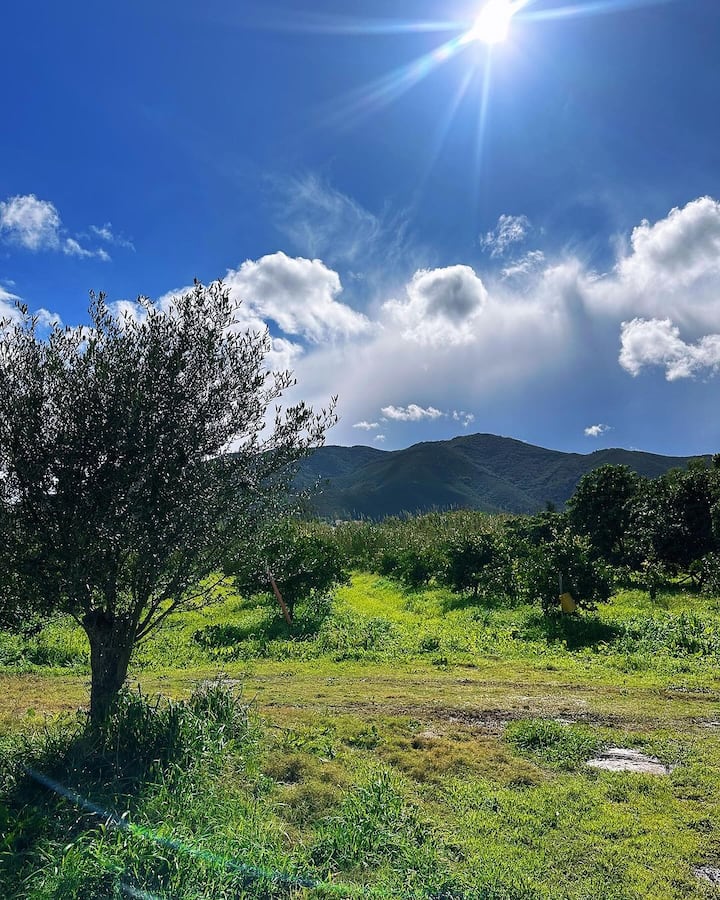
[441,532,510,599]
[515,521,611,613]
[231,519,349,622]
[0,283,334,722]
[567,464,641,565]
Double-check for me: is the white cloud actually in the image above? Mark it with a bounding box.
[274,174,383,264]
[266,336,304,372]
[453,410,475,428]
[0,285,22,327]
[126,192,720,449]
[90,222,135,251]
[0,194,115,261]
[0,195,61,251]
[480,214,530,258]
[588,196,720,333]
[381,403,444,422]
[373,434,386,443]
[619,318,720,381]
[501,250,546,280]
[0,285,19,304]
[63,238,110,261]
[584,423,611,437]
[0,285,61,337]
[224,252,371,343]
[383,265,488,345]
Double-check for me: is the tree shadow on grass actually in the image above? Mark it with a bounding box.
[440,590,525,615]
[520,612,623,650]
[194,597,333,651]
[1,682,260,896]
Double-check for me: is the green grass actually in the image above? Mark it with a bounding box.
[2,573,720,897]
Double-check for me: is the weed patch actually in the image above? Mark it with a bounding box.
[505,719,602,769]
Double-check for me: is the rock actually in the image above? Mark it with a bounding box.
[694,865,720,886]
[586,747,671,775]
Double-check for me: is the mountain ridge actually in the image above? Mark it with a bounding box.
[297,433,710,519]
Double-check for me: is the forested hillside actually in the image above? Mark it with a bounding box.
[298,433,705,518]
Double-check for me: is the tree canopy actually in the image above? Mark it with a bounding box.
[0,282,334,720]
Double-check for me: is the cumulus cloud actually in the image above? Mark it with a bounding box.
[0,193,114,260]
[0,195,61,250]
[266,336,304,372]
[480,214,530,258]
[619,318,720,381]
[584,423,611,437]
[0,285,61,336]
[373,434,386,443]
[587,196,720,333]
[383,265,488,344]
[381,404,444,422]
[618,197,720,289]
[111,191,720,449]
[225,251,371,343]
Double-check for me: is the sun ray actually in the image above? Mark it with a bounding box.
[473,50,495,213]
[520,0,682,24]
[250,12,461,36]
[320,33,471,130]
[413,69,476,199]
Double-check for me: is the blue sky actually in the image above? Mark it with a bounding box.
[2,0,720,456]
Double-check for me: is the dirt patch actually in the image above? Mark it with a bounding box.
[586,748,672,775]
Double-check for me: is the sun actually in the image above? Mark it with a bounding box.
[471,0,522,45]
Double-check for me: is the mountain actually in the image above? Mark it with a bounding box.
[297,433,709,519]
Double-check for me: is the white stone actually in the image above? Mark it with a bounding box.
[586,747,671,775]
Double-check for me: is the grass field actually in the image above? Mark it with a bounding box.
[2,574,720,898]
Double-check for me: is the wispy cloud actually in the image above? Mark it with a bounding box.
[141,193,720,449]
[480,213,530,258]
[501,250,546,279]
[453,410,475,428]
[89,222,135,251]
[271,174,419,279]
[63,238,110,261]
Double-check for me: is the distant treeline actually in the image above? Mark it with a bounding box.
[277,459,720,613]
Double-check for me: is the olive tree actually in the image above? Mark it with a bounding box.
[0,283,334,722]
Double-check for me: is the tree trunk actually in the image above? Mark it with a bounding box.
[83,610,135,725]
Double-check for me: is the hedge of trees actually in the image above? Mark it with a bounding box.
[330,510,612,613]
[246,457,720,617]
